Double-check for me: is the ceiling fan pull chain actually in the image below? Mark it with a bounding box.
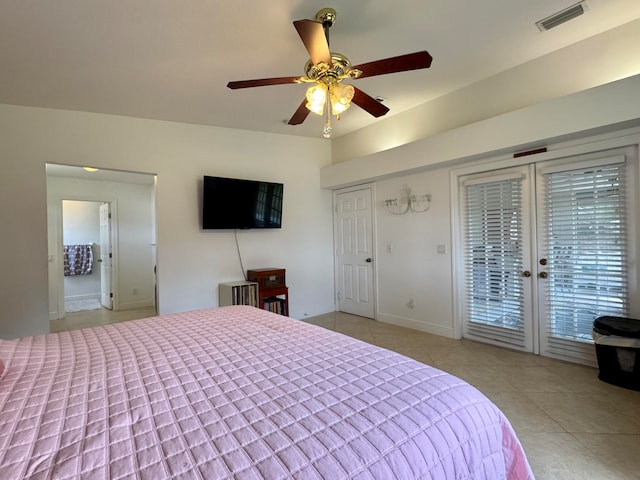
[323,86,332,138]
[322,121,332,138]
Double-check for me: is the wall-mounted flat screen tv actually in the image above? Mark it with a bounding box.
[202,175,284,229]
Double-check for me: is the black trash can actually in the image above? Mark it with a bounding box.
[592,316,640,391]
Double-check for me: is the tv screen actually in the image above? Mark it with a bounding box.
[202,176,283,229]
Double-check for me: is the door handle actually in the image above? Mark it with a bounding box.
[365,258,372,263]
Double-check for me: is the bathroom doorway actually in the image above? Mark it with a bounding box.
[61,199,112,314]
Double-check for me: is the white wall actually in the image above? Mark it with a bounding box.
[5,75,639,340]
[340,132,640,338]
[0,106,334,338]
[326,75,640,337]
[374,168,454,336]
[322,75,640,189]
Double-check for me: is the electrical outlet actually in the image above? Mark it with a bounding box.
[406,298,415,309]
[132,288,139,295]
[437,244,447,254]
[387,244,393,253]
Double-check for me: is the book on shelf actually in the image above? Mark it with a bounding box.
[221,281,258,307]
[242,283,257,307]
[263,296,285,315]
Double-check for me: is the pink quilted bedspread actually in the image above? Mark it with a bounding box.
[0,306,533,479]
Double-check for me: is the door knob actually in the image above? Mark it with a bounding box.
[539,258,548,266]
[539,271,548,279]
[522,270,531,277]
[365,258,372,263]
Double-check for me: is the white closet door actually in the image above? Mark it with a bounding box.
[334,187,375,318]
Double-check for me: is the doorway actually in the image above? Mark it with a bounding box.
[46,164,157,325]
[334,186,375,318]
[456,147,636,365]
[61,200,114,314]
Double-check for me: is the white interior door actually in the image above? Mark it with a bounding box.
[99,202,113,310]
[335,187,375,318]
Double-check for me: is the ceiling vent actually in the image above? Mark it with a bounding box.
[536,2,587,31]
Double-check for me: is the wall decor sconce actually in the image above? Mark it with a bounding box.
[384,184,432,215]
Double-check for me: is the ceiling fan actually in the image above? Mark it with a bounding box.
[227,8,433,138]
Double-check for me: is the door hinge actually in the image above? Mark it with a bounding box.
[108,213,112,219]
[109,253,112,258]
[110,292,113,298]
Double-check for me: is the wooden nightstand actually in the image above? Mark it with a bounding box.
[247,268,288,316]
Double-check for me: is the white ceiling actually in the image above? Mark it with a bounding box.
[2,1,640,139]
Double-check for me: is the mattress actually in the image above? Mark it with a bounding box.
[0,306,533,479]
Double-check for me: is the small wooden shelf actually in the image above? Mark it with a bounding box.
[260,285,289,316]
[219,281,258,307]
[247,268,288,316]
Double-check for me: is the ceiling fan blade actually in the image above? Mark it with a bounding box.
[293,19,331,66]
[352,87,390,118]
[227,77,301,89]
[288,98,311,125]
[352,51,433,79]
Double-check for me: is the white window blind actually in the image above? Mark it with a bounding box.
[464,176,526,348]
[542,161,628,343]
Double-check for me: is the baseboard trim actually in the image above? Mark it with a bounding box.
[117,300,155,311]
[375,312,455,338]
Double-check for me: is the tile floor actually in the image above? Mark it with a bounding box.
[51,307,640,479]
[49,305,157,333]
[304,311,640,480]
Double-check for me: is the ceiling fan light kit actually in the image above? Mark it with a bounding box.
[227,7,433,138]
[305,83,355,116]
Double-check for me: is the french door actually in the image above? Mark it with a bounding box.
[462,166,534,352]
[461,149,631,364]
[536,154,628,363]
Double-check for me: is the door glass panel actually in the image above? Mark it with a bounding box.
[462,170,531,350]
[541,161,628,342]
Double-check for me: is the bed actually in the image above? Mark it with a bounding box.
[0,306,533,479]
